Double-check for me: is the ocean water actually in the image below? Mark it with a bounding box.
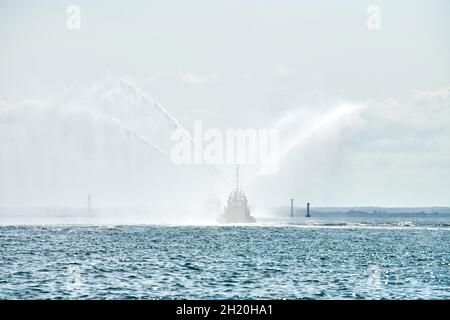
[0,218,449,299]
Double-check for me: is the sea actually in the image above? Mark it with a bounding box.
[0,215,449,299]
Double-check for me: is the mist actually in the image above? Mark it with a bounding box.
[1,1,450,224]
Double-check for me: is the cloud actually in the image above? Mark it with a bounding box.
[132,72,220,87]
[178,73,220,86]
[272,65,294,78]
[250,85,450,206]
[358,85,450,145]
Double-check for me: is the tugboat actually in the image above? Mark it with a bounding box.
[218,165,255,223]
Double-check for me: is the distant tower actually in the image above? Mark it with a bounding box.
[88,194,92,213]
[306,202,311,217]
[290,198,294,217]
[235,165,239,191]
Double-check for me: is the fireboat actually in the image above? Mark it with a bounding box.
[218,165,255,223]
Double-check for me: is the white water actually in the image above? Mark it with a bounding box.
[0,76,223,220]
[0,75,368,223]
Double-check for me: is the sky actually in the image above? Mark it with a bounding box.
[0,0,449,210]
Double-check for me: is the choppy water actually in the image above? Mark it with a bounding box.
[0,220,449,299]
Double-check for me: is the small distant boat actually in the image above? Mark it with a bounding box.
[218,165,255,223]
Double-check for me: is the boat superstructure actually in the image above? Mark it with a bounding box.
[218,165,255,223]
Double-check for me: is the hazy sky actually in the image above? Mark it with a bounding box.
[0,0,449,209]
